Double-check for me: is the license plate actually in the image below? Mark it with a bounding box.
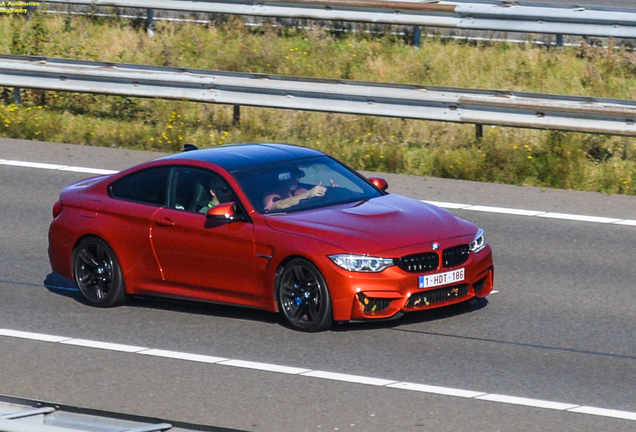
[419,268,465,289]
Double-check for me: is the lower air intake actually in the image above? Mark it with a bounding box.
[360,296,392,313]
[406,284,468,308]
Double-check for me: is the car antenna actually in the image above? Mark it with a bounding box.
[182,144,199,152]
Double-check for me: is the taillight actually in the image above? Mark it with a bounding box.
[52,199,63,219]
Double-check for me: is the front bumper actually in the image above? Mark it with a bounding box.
[323,244,494,322]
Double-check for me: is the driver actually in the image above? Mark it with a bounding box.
[263,168,326,211]
[200,177,234,213]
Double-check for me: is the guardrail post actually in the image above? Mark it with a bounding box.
[413,26,421,48]
[556,34,564,47]
[146,9,155,37]
[233,105,241,125]
[475,124,483,141]
[13,88,21,105]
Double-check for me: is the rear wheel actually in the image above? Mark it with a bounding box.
[72,237,126,307]
[276,258,333,332]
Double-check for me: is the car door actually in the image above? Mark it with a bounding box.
[107,165,170,287]
[149,166,262,305]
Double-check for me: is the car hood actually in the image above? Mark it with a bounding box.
[263,194,477,255]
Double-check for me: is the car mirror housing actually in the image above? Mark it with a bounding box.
[368,177,389,191]
[206,202,245,222]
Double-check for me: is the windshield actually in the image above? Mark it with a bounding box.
[233,156,383,214]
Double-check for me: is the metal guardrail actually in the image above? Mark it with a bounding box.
[41,0,636,39]
[5,54,636,136]
[0,395,244,432]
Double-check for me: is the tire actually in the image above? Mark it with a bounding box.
[72,236,126,308]
[276,258,333,332]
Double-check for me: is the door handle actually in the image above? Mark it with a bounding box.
[155,218,175,227]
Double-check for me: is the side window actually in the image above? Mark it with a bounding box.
[110,166,169,206]
[169,167,236,214]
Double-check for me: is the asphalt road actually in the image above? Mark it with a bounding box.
[1,137,635,432]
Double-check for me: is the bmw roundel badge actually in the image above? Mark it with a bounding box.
[431,243,440,250]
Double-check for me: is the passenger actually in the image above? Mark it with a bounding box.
[263,169,326,211]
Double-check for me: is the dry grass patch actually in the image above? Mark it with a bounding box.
[1,12,636,194]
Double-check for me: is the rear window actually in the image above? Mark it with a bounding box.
[110,167,169,206]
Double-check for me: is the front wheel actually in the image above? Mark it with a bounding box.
[276,258,333,332]
[72,236,126,307]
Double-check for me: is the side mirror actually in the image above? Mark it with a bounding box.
[368,177,389,191]
[206,202,245,222]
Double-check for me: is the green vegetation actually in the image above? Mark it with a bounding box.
[2,12,636,194]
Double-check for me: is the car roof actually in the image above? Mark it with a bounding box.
[157,143,325,172]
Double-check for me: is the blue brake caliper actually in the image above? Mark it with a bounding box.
[294,283,302,306]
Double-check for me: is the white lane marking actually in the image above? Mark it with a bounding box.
[476,394,579,410]
[1,160,67,170]
[537,213,622,224]
[465,205,546,217]
[422,200,634,227]
[421,200,471,209]
[2,329,636,422]
[301,371,397,386]
[139,349,228,363]
[59,338,148,353]
[1,158,633,227]
[59,166,117,175]
[220,359,311,375]
[387,382,486,398]
[569,406,636,421]
[0,329,71,343]
[615,219,636,226]
[0,159,117,175]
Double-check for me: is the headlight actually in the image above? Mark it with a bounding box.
[469,228,486,253]
[329,254,394,272]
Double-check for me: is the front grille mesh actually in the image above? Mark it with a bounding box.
[406,284,468,308]
[442,244,470,268]
[396,244,470,274]
[396,252,439,273]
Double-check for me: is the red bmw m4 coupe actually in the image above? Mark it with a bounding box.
[48,143,494,331]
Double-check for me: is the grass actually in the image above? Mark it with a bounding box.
[1,11,636,194]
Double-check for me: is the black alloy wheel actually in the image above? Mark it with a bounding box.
[276,258,333,332]
[72,237,126,307]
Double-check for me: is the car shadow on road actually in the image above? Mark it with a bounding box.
[126,296,282,326]
[43,272,80,298]
[44,272,487,331]
[43,272,281,326]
